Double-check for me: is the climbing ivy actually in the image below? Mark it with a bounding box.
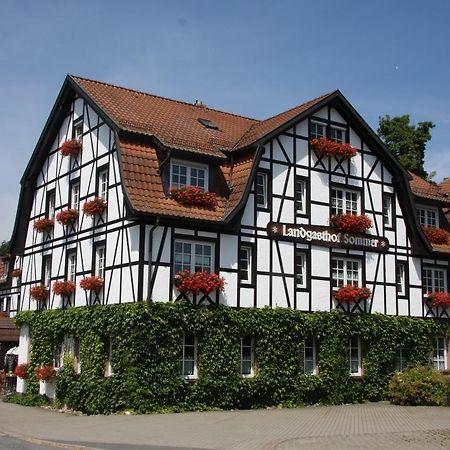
[15,303,449,414]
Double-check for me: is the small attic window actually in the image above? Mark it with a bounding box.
[198,118,219,130]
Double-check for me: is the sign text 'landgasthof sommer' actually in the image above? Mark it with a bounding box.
[267,222,390,252]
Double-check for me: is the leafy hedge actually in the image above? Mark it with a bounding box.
[15,303,450,414]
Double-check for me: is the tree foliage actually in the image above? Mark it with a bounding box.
[377,115,434,179]
[0,240,10,257]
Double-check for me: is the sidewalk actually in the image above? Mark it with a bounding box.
[0,401,449,449]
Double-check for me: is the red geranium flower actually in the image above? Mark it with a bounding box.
[83,198,107,217]
[427,292,450,308]
[35,364,55,381]
[80,276,104,293]
[29,284,49,302]
[56,208,79,225]
[174,270,225,295]
[421,226,449,245]
[33,218,54,233]
[11,268,22,278]
[334,285,371,303]
[311,138,357,159]
[52,280,76,297]
[331,214,372,234]
[14,363,29,379]
[60,140,82,157]
[170,186,218,210]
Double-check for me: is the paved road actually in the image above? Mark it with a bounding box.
[0,401,450,449]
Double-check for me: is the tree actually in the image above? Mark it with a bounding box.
[0,240,10,257]
[377,115,434,179]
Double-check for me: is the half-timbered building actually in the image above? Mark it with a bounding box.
[4,75,450,390]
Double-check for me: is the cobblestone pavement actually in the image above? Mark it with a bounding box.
[0,401,449,449]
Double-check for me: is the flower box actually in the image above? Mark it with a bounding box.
[14,363,29,379]
[311,138,357,159]
[11,268,22,278]
[80,276,104,293]
[170,186,218,210]
[29,284,49,302]
[174,270,225,295]
[421,226,449,245]
[52,280,76,297]
[60,139,82,158]
[56,208,79,225]
[83,198,107,217]
[334,285,371,303]
[331,214,372,234]
[35,364,55,382]
[33,218,54,233]
[427,292,450,308]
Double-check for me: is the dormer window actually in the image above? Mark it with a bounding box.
[416,206,438,228]
[170,160,208,192]
[329,126,345,143]
[198,118,219,130]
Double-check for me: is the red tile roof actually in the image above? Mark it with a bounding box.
[408,172,449,202]
[439,178,450,195]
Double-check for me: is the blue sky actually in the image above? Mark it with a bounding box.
[1,0,449,240]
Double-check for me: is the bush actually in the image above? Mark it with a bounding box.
[389,365,447,406]
[3,393,50,407]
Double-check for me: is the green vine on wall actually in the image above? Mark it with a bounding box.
[15,303,449,414]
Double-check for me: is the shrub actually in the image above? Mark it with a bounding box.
[3,393,50,407]
[389,364,447,406]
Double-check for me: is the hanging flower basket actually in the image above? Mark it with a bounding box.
[35,364,56,382]
[80,276,104,293]
[331,214,372,234]
[11,268,22,278]
[29,284,49,302]
[174,270,225,295]
[14,363,29,379]
[426,292,450,308]
[83,198,107,217]
[52,280,76,297]
[334,285,371,303]
[170,186,218,210]
[311,138,357,159]
[60,139,82,157]
[33,218,54,233]
[421,226,449,245]
[56,208,79,225]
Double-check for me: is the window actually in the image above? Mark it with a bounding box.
[255,172,268,208]
[295,251,307,289]
[178,334,197,379]
[417,207,438,228]
[396,262,407,296]
[69,180,80,210]
[174,240,213,274]
[53,342,64,369]
[302,336,318,375]
[105,338,113,377]
[95,245,106,279]
[67,251,77,283]
[72,119,83,142]
[0,297,10,314]
[97,169,109,200]
[54,336,80,372]
[331,188,359,216]
[332,257,361,288]
[0,260,9,281]
[423,267,447,293]
[310,121,325,139]
[239,245,253,285]
[329,126,345,143]
[395,348,409,371]
[295,177,307,215]
[198,118,219,130]
[383,195,393,228]
[170,161,208,191]
[431,337,448,371]
[240,336,255,377]
[46,191,56,220]
[349,336,362,376]
[43,255,52,287]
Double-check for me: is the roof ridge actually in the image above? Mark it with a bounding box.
[70,75,259,123]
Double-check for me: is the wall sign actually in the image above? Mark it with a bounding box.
[267,222,390,252]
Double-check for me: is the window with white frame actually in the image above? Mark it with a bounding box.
[67,251,77,283]
[396,262,407,296]
[95,245,106,279]
[431,337,448,371]
[417,206,438,228]
[395,348,409,371]
[105,337,113,377]
[329,126,345,143]
[255,172,268,208]
[302,336,318,375]
[240,336,255,377]
[70,180,80,210]
[332,257,361,288]
[349,336,362,376]
[46,191,56,220]
[97,169,109,200]
[331,188,359,216]
[239,245,252,284]
[53,336,80,372]
[43,256,52,287]
[73,119,83,142]
[423,267,447,293]
[295,177,307,215]
[310,121,325,139]
[383,195,393,228]
[295,251,307,289]
[178,333,198,379]
[53,342,64,369]
[170,161,208,191]
[174,240,213,274]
